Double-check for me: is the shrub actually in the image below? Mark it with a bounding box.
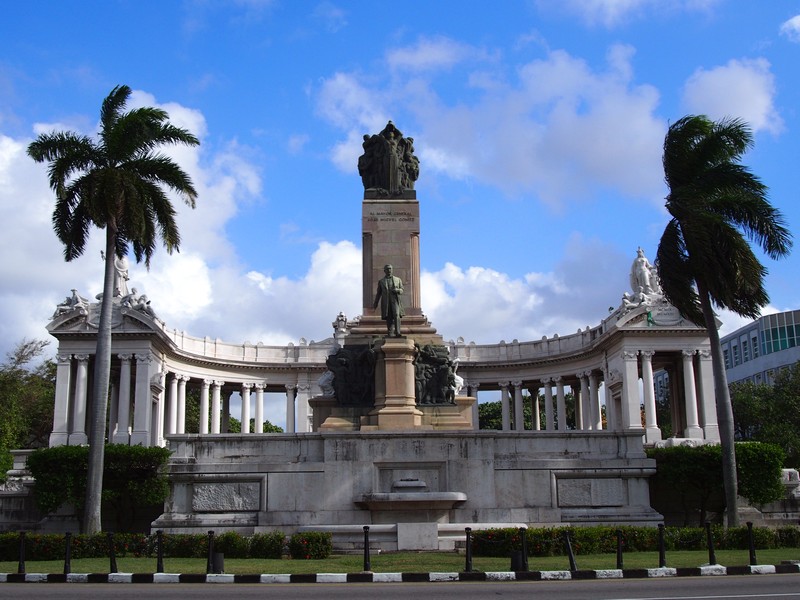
[214,531,249,558]
[288,531,332,559]
[250,531,285,559]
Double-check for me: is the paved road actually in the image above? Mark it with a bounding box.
[2,574,800,600]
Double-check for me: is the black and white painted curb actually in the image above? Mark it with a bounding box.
[1,564,798,583]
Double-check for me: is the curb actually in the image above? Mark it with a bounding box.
[0,563,797,583]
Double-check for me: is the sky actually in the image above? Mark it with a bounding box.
[1,1,799,378]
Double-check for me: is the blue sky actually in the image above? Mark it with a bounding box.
[1,1,799,366]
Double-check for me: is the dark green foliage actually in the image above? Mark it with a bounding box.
[731,364,800,467]
[249,531,285,558]
[214,531,250,558]
[158,533,208,558]
[0,340,55,480]
[647,443,785,525]
[478,393,576,430]
[26,444,171,532]
[288,531,332,559]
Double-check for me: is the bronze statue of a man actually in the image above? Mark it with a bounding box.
[373,264,404,337]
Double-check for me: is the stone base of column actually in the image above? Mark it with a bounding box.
[111,431,131,444]
[683,425,704,439]
[347,314,443,347]
[49,432,69,447]
[702,424,720,442]
[130,431,150,446]
[645,426,663,444]
[418,396,476,430]
[68,432,88,445]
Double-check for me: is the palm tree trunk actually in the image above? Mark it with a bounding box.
[697,280,739,527]
[84,228,116,534]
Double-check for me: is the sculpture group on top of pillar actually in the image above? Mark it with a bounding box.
[413,344,458,405]
[358,121,419,195]
[621,247,663,311]
[322,344,377,406]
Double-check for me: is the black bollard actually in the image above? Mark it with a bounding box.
[519,527,529,572]
[63,532,72,575]
[705,521,717,565]
[107,532,118,574]
[657,524,666,568]
[156,530,165,573]
[616,529,623,570]
[563,530,578,572]
[362,526,371,572]
[206,530,215,574]
[464,528,473,573]
[747,521,758,565]
[17,531,25,575]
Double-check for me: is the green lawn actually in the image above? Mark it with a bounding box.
[2,549,799,575]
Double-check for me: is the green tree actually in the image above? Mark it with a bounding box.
[655,115,792,526]
[0,340,55,480]
[731,363,800,467]
[27,85,199,533]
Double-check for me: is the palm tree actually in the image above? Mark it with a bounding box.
[28,85,199,534]
[656,115,792,527]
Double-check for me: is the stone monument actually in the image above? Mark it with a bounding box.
[311,121,474,431]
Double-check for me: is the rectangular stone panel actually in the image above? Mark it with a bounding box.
[557,478,625,507]
[192,481,260,512]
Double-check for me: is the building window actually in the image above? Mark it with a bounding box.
[733,344,740,366]
[724,349,731,369]
[742,339,749,362]
[752,336,759,358]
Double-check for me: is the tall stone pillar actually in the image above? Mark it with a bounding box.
[512,380,524,431]
[285,384,296,433]
[69,354,90,445]
[177,375,188,434]
[112,354,133,444]
[131,353,153,446]
[50,354,72,447]
[528,385,541,430]
[681,350,703,438]
[696,349,720,442]
[468,382,480,430]
[199,379,211,434]
[499,381,510,431]
[222,392,231,433]
[154,371,167,447]
[542,378,555,431]
[367,337,423,430]
[579,373,590,430]
[589,371,601,430]
[641,350,662,443]
[241,383,252,434]
[254,382,265,434]
[168,374,179,435]
[555,376,566,431]
[621,350,642,430]
[211,381,224,434]
[296,383,311,433]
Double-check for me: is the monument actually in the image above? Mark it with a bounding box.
[20,121,730,549]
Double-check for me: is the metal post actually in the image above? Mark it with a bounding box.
[705,521,717,565]
[63,532,72,575]
[17,531,25,574]
[362,526,371,572]
[156,530,165,573]
[107,532,118,573]
[519,527,529,571]
[658,524,666,568]
[464,527,473,573]
[563,530,578,572]
[206,530,215,574]
[747,521,758,565]
[616,529,623,570]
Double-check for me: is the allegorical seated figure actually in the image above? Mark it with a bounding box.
[52,289,89,317]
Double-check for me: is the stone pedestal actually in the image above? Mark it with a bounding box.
[363,337,425,430]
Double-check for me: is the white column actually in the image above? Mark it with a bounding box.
[296,383,311,432]
[168,374,179,435]
[528,386,541,431]
[696,349,720,442]
[50,354,72,446]
[199,379,211,434]
[108,381,119,439]
[69,354,90,445]
[222,392,231,433]
[112,354,133,444]
[641,350,662,443]
[285,384,296,433]
[579,373,591,430]
[130,353,153,446]
[682,350,703,438]
[621,350,642,429]
[254,382,265,434]
[555,376,566,431]
[511,380,524,430]
[241,383,253,434]
[542,378,554,431]
[211,380,224,434]
[469,382,480,430]
[499,381,510,431]
[589,371,601,430]
[177,375,188,434]
[154,371,167,447]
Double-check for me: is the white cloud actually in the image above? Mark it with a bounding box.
[682,58,783,134]
[544,0,720,28]
[779,15,800,42]
[386,37,476,72]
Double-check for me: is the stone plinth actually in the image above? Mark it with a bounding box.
[364,337,425,430]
